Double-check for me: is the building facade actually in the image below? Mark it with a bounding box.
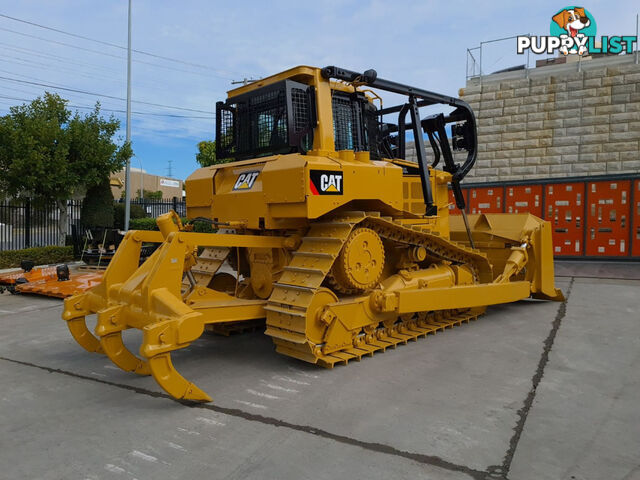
[405,54,639,259]
[457,55,640,183]
[110,168,183,199]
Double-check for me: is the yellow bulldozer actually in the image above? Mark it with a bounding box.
[62,66,564,402]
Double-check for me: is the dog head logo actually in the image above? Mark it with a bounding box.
[550,6,597,55]
[552,7,590,38]
[518,9,635,57]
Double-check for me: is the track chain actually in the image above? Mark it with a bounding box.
[264,212,363,362]
[265,212,492,366]
[317,307,484,367]
[191,247,230,286]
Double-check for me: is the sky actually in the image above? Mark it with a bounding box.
[1,1,638,181]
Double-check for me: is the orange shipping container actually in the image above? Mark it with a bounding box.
[586,180,631,257]
[447,188,467,215]
[544,183,585,256]
[505,185,543,217]
[468,186,504,214]
[633,179,640,257]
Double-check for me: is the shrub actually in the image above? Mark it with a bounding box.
[81,180,115,229]
[113,202,146,229]
[128,217,215,233]
[0,246,74,269]
[129,217,158,231]
[192,220,215,233]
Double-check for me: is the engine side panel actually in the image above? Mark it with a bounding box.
[185,153,452,233]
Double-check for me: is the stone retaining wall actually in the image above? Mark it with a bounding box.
[407,55,640,182]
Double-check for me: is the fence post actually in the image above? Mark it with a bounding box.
[479,41,483,86]
[635,13,640,65]
[172,196,178,213]
[24,197,31,248]
[525,34,531,79]
[466,49,469,81]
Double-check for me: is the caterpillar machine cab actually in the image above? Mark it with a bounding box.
[63,66,564,402]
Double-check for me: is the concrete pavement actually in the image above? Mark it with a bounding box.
[0,267,638,479]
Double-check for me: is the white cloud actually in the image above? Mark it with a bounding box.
[1,0,638,178]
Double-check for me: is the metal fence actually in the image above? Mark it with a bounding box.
[0,198,185,252]
[466,35,533,84]
[466,16,640,85]
[127,197,186,218]
[0,199,82,251]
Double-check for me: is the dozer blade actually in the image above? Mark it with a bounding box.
[450,213,564,301]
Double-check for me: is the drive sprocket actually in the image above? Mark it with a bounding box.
[329,227,385,293]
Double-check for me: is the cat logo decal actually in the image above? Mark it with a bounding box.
[310,170,343,195]
[233,171,260,191]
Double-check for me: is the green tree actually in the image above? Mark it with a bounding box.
[196,140,234,167]
[0,93,131,245]
[114,202,146,230]
[81,180,115,230]
[196,140,217,167]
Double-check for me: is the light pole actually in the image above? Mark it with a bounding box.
[123,0,133,230]
[139,158,144,200]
